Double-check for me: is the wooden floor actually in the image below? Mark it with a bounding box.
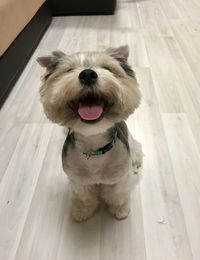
[1,0,200,259]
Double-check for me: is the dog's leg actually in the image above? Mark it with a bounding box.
[101,176,132,220]
[130,136,143,174]
[71,183,99,222]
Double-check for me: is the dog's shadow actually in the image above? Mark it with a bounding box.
[61,206,132,257]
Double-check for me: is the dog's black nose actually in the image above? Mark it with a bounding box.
[79,69,98,86]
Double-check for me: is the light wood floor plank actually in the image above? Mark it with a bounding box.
[141,30,184,113]
[171,20,200,85]
[0,123,23,182]
[137,0,174,36]
[163,114,200,260]
[57,213,101,260]
[14,126,68,260]
[172,0,200,20]
[0,124,53,260]
[135,68,193,260]
[163,36,200,151]
[116,0,141,29]
[157,0,182,20]
[126,32,149,67]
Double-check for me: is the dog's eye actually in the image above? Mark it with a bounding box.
[66,68,73,73]
[102,66,113,73]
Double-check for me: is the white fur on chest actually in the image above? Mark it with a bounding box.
[63,140,131,185]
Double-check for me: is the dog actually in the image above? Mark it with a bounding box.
[37,45,143,221]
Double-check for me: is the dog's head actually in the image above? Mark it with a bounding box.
[37,46,141,136]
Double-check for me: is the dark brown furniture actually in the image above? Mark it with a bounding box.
[0,2,52,107]
[49,0,116,15]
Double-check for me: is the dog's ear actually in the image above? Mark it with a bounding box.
[37,50,66,69]
[106,45,135,78]
[106,45,129,61]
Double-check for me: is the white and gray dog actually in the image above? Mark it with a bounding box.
[37,45,143,221]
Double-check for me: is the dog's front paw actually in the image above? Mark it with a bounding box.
[71,199,98,222]
[108,202,130,220]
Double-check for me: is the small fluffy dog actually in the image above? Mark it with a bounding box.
[37,45,143,221]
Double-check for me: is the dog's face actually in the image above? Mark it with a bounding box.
[37,46,141,135]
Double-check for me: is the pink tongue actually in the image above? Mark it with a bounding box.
[78,105,103,121]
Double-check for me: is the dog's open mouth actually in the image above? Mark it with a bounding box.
[68,92,113,123]
[78,104,103,121]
